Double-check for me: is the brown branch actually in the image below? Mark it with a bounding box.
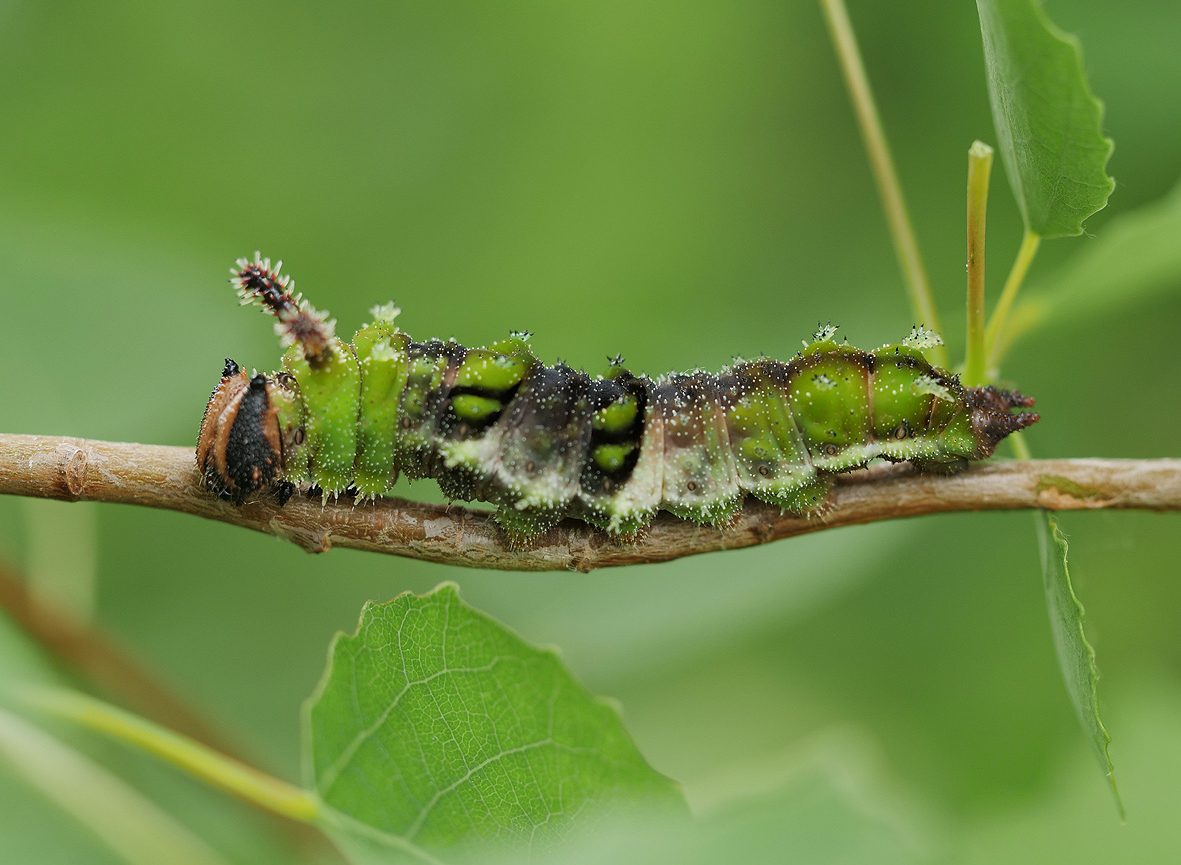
[0,559,236,751]
[1,433,1178,572]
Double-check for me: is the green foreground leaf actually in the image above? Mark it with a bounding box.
[1035,513,1122,816]
[305,583,685,864]
[977,0,1113,238]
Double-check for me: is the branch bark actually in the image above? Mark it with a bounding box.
[1,433,1178,572]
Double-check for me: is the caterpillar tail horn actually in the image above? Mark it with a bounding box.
[966,386,1039,457]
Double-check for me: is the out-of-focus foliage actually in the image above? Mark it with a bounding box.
[0,611,300,864]
[1,1,1179,863]
[1005,181,1181,353]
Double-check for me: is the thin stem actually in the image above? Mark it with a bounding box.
[0,704,233,865]
[964,141,995,386]
[986,229,1042,365]
[819,0,947,367]
[23,687,321,824]
[1010,431,1033,461]
[2,435,1179,571]
[0,560,247,754]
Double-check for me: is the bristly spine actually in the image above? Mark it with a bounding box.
[232,252,336,364]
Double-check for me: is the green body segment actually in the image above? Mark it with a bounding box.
[591,442,635,473]
[283,341,361,496]
[351,320,411,498]
[723,363,822,511]
[434,336,539,505]
[453,339,534,392]
[451,394,502,423]
[869,345,937,446]
[870,343,965,466]
[789,341,873,473]
[269,380,308,482]
[593,397,638,433]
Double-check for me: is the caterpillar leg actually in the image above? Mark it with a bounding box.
[494,503,565,548]
[776,475,834,515]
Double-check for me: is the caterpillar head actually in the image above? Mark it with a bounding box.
[196,359,286,502]
[966,386,1039,457]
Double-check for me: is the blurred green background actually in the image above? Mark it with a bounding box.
[1,1,1179,862]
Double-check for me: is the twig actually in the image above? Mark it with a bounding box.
[0,558,347,860]
[819,0,947,366]
[986,229,1042,365]
[22,688,320,824]
[0,559,237,752]
[964,140,994,386]
[2,434,1178,572]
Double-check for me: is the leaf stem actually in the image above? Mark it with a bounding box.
[1009,431,1033,461]
[0,704,233,865]
[985,229,1041,366]
[819,0,946,367]
[964,141,995,386]
[22,687,321,824]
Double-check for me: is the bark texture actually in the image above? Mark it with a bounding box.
[1,434,1178,572]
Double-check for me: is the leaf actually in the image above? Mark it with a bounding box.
[1002,180,1181,351]
[304,583,685,864]
[1034,513,1122,816]
[976,0,1114,238]
[958,685,1181,860]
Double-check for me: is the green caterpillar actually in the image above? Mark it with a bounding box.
[197,254,1038,541]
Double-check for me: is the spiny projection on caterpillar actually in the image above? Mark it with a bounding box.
[197,253,1039,541]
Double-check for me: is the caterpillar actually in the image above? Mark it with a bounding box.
[197,253,1038,541]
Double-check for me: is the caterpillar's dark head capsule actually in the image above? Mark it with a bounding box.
[965,386,1040,457]
[196,361,284,502]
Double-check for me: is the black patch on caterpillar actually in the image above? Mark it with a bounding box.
[396,339,467,479]
[443,378,527,440]
[499,363,593,488]
[587,372,647,444]
[580,372,648,494]
[236,262,295,316]
[223,374,279,502]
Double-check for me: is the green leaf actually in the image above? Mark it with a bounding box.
[976,0,1114,238]
[304,583,685,864]
[1002,180,1181,351]
[1035,513,1122,816]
